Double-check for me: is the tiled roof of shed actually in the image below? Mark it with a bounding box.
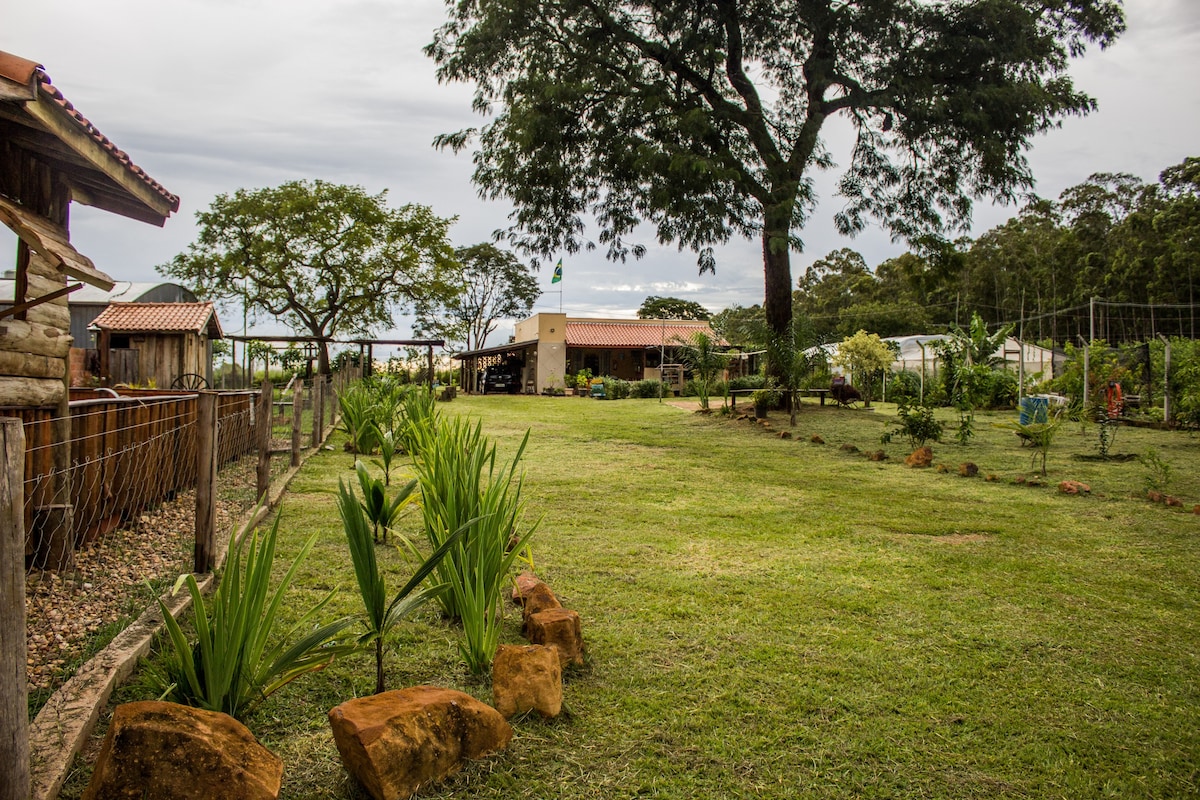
[90,302,222,337]
[0,50,179,212]
[565,319,723,348]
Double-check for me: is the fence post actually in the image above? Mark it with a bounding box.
[291,382,303,467]
[256,380,273,503]
[1,418,29,800]
[310,377,323,449]
[194,392,218,573]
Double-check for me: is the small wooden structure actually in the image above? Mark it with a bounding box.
[89,302,222,388]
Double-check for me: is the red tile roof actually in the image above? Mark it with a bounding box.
[0,50,180,213]
[565,319,724,348]
[90,302,222,337]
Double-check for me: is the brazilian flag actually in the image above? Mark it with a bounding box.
[552,259,563,284]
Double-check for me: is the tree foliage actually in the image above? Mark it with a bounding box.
[637,296,712,320]
[414,243,541,352]
[428,0,1124,374]
[160,180,458,373]
[832,330,894,405]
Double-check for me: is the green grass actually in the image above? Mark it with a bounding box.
[61,396,1200,799]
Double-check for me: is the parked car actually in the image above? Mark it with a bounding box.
[481,367,520,394]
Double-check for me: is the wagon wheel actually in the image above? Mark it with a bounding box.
[171,373,210,390]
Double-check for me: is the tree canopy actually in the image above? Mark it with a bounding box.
[160,180,458,373]
[414,243,541,352]
[637,296,711,320]
[428,0,1124,376]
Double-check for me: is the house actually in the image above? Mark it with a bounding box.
[453,312,725,393]
[88,301,222,388]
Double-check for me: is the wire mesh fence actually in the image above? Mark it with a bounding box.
[12,378,334,718]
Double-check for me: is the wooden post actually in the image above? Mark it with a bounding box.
[194,392,218,573]
[311,377,324,449]
[256,380,272,504]
[1,418,29,800]
[291,382,303,467]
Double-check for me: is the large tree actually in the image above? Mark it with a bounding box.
[637,295,711,320]
[427,0,1124,378]
[161,180,458,374]
[414,242,541,351]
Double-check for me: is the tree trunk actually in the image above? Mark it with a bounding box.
[761,219,794,384]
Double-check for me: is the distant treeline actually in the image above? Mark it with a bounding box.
[714,156,1199,347]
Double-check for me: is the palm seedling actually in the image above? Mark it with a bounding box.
[355,461,415,544]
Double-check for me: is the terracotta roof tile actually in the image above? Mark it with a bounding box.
[565,320,724,348]
[37,74,181,212]
[90,302,222,337]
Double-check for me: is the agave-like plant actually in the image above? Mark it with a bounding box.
[413,418,539,674]
[157,512,354,720]
[338,384,380,461]
[336,476,468,694]
[355,461,416,544]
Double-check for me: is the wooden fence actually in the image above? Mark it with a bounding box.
[2,389,259,563]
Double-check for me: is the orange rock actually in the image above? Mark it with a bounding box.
[329,687,512,800]
[521,582,562,632]
[83,701,282,800]
[511,571,542,606]
[492,644,563,719]
[525,608,585,667]
[959,462,979,478]
[1058,480,1090,495]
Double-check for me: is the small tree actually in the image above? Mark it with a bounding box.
[638,296,712,320]
[673,331,727,411]
[832,331,893,407]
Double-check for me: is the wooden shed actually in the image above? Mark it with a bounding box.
[89,301,223,389]
[0,49,178,569]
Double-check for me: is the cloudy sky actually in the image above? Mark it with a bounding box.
[3,0,1198,348]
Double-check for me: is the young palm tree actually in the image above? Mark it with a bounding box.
[674,331,727,411]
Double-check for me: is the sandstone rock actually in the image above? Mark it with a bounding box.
[82,701,282,800]
[1166,495,1183,507]
[492,644,563,719]
[778,430,792,439]
[935,463,950,473]
[810,434,825,444]
[511,571,542,606]
[985,474,998,482]
[839,443,859,454]
[1193,504,1199,515]
[329,686,512,800]
[521,582,563,630]
[525,608,585,667]
[1147,490,1163,502]
[905,446,933,468]
[867,450,887,461]
[1058,480,1090,495]
[959,462,979,478]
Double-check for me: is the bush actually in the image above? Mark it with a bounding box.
[728,375,766,392]
[630,379,668,398]
[881,400,944,448]
[598,376,631,399]
[886,370,922,403]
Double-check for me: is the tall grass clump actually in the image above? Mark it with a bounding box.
[412,417,538,674]
[156,513,354,720]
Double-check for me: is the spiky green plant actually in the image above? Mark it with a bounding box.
[355,461,415,543]
[338,384,380,460]
[412,417,538,674]
[157,513,353,720]
[336,477,467,694]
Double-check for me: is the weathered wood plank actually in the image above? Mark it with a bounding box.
[0,351,65,381]
[0,418,29,800]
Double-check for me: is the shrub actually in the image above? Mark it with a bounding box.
[157,513,354,720]
[881,400,944,448]
[886,370,922,404]
[598,376,631,399]
[630,379,668,398]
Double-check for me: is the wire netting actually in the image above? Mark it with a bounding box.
[17,381,331,719]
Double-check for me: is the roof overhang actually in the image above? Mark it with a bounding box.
[452,339,539,360]
[0,52,179,226]
[0,195,114,290]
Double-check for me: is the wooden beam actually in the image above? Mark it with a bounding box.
[0,282,80,321]
[0,196,114,290]
[0,319,72,359]
[0,418,28,800]
[21,95,175,222]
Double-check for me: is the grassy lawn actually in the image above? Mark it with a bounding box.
[64,396,1200,799]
